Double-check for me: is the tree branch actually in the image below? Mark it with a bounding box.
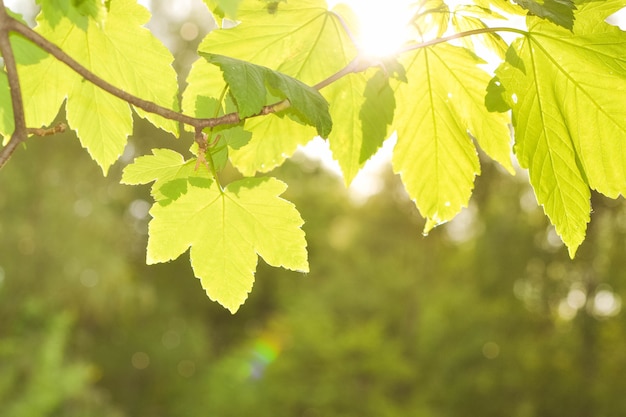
[0,5,526,169]
[0,1,28,169]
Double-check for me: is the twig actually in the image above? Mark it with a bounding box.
[27,122,67,137]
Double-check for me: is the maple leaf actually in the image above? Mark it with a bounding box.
[392,43,512,234]
[496,2,626,256]
[146,177,309,313]
[16,0,179,174]
[185,0,354,175]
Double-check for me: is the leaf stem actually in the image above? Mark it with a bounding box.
[398,26,528,54]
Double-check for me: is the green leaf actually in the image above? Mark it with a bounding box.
[202,0,244,20]
[392,44,512,234]
[186,0,355,174]
[0,71,15,142]
[182,58,307,177]
[201,53,332,138]
[485,76,511,113]
[496,3,626,256]
[20,0,179,174]
[451,9,508,58]
[147,177,309,313]
[121,149,212,202]
[512,0,576,29]
[412,0,450,38]
[325,69,395,185]
[474,0,528,15]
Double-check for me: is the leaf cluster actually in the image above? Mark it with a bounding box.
[1,0,626,311]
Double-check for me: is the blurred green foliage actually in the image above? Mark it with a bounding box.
[1,117,626,416]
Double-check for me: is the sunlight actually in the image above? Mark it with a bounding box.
[329,0,415,58]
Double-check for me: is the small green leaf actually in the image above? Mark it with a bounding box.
[121,149,212,202]
[201,53,332,138]
[0,71,15,143]
[485,76,511,113]
[512,0,576,30]
[202,0,244,20]
[147,177,308,313]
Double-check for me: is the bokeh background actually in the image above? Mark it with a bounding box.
[2,1,626,416]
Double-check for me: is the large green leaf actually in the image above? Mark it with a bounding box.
[185,0,355,175]
[17,0,179,174]
[392,43,512,233]
[146,177,309,313]
[496,2,626,256]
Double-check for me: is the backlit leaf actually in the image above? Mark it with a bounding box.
[0,71,15,142]
[19,0,179,174]
[392,44,512,233]
[186,0,355,174]
[326,69,395,185]
[496,2,626,256]
[147,177,308,313]
[121,149,212,202]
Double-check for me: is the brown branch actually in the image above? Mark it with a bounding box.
[0,4,526,169]
[7,16,201,126]
[27,122,67,137]
[0,0,28,169]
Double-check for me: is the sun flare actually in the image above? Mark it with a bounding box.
[329,0,415,58]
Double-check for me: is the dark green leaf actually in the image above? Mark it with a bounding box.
[512,0,576,29]
[200,53,332,138]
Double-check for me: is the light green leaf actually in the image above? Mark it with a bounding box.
[231,115,317,176]
[325,69,395,185]
[121,149,212,202]
[496,3,626,256]
[0,71,15,142]
[392,44,512,234]
[412,0,450,38]
[147,177,308,313]
[202,0,244,20]
[451,11,508,58]
[66,81,132,172]
[21,0,179,174]
[474,0,528,15]
[186,0,355,174]
[201,53,332,137]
